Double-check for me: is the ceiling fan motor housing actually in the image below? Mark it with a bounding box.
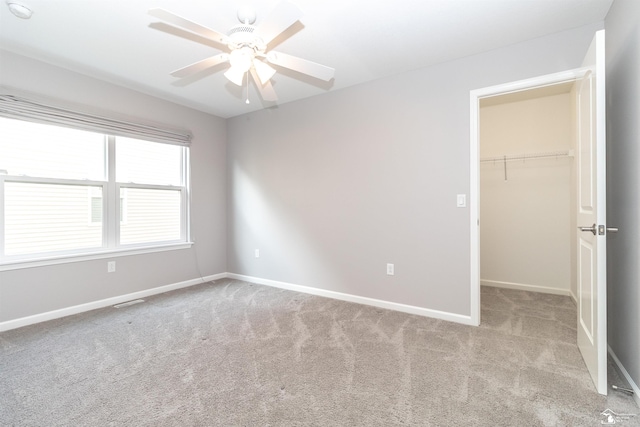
[227,25,266,55]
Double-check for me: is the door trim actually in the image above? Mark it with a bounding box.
[469,69,589,326]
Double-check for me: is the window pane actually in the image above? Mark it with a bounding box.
[91,197,102,223]
[116,137,182,185]
[119,188,181,245]
[0,118,105,181]
[4,183,103,256]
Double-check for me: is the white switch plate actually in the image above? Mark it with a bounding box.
[457,194,467,208]
[255,249,260,258]
[386,263,395,276]
[107,261,116,273]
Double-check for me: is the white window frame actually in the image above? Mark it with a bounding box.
[0,126,193,271]
[88,187,127,226]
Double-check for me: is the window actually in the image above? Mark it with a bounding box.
[0,116,190,266]
[116,138,184,246]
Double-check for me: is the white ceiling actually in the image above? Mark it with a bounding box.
[0,0,613,118]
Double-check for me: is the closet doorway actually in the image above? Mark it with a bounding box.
[479,82,577,302]
[470,32,608,395]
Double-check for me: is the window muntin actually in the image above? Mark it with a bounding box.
[89,187,126,225]
[0,117,189,264]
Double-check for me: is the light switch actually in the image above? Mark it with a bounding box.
[387,263,394,276]
[457,194,466,208]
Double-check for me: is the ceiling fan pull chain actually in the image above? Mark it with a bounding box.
[245,71,250,104]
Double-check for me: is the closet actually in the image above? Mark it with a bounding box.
[479,82,577,298]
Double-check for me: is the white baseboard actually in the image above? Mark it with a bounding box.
[0,273,225,332]
[481,279,572,297]
[569,289,577,304]
[1,272,476,332]
[227,273,475,326]
[608,346,640,407]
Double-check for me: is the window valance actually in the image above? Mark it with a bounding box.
[0,94,191,146]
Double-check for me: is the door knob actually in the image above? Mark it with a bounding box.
[579,224,619,235]
[579,224,597,235]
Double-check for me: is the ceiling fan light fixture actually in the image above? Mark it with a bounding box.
[224,65,246,86]
[253,59,276,85]
[228,48,253,72]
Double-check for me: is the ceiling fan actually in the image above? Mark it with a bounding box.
[148,1,335,103]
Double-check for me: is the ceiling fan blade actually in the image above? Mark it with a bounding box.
[267,51,335,81]
[171,54,229,78]
[257,1,303,46]
[149,8,228,44]
[250,69,278,102]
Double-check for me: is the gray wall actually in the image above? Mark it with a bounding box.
[227,23,602,317]
[0,51,227,322]
[605,0,640,392]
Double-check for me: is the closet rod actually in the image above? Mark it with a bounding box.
[480,149,574,163]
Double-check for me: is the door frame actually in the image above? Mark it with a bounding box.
[469,69,590,326]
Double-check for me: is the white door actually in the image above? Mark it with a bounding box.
[576,30,607,395]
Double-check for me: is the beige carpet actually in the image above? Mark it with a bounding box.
[1,280,638,426]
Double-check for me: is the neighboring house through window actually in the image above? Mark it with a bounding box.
[89,187,126,225]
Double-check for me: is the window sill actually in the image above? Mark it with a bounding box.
[0,242,194,271]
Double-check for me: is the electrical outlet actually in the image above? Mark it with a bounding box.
[386,263,394,276]
[255,249,260,258]
[107,261,116,273]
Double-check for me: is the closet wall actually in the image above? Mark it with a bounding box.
[480,85,575,296]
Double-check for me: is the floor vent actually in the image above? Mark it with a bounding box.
[114,299,145,308]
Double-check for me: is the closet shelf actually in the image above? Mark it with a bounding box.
[480,149,574,163]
